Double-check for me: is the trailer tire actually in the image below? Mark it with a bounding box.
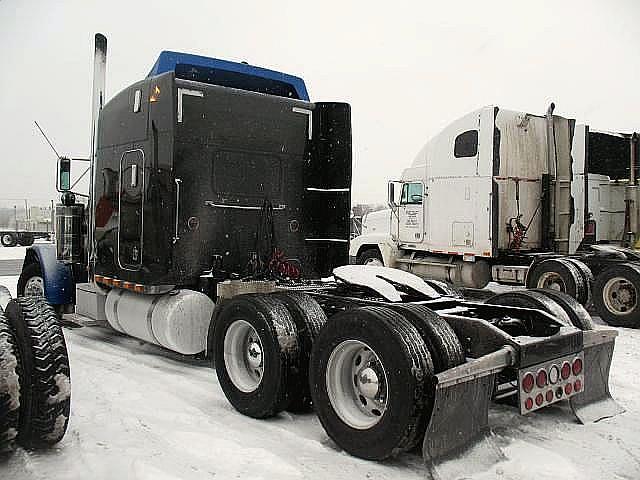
[270,292,327,412]
[356,248,383,267]
[17,234,34,247]
[1,234,17,248]
[593,263,640,328]
[212,294,300,418]
[388,304,464,373]
[310,306,434,460]
[531,289,595,330]
[526,258,588,305]
[5,297,71,448]
[563,258,594,306]
[486,290,573,326]
[0,310,22,455]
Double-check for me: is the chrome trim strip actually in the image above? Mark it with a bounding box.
[204,201,286,211]
[177,88,204,123]
[305,187,350,192]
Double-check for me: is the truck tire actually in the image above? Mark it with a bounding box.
[17,263,45,298]
[270,292,327,412]
[18,234,34,247]
[563,258,594,306]
[0,311,22,455]
[5,297,71,448]
[593,263,640,328]
[526,258,588,305]
[486,290,572,327]
[0,285,12,311]
[356,248,383,267]
[212,294,300,418]
[310,306,434,460]
[531,289,595,330]
[389,304,464,373]
[1,234,17,248]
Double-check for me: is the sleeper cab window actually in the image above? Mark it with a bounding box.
[454,130,478,158]
[400,182,423,205]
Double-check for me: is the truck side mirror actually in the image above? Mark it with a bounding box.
[388,181,402,208]
[58,157,71,191]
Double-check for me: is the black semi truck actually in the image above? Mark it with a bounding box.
[11,34,625,472]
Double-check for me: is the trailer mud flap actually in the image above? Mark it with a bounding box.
[569,329,625,423]
[423,347,515,479]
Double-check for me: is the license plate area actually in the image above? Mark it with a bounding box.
[518,351,584,414]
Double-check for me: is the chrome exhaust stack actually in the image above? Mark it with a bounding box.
[87,33,107,279]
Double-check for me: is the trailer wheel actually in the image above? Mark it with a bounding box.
[17,263,45,298]
[563,258,594,306]
[213,294,300,418]
[389,304,464,373]
[310,306,434,460]
[526,258,588,305]
[17,234,34,247]
[5,297,70,448]
[356,248,383,267]
[1,234,17,248]
[270,292,327,412]
[0,310,22,454]
[486,290,572,326]
[593,263,640,327]
[531,289,595,330]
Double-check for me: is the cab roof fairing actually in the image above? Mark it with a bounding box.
[148,50,310,101]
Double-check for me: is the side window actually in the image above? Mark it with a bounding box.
[454,130,478,158]
[400,183,423,205]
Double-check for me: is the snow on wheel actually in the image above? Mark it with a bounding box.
[0,285,12,311]
[4,297,70,448]
[593,263,640,328]
[526,258,588,305]
[212,294,300,418]
[531,288,595,330]
[270,291,327,412]
[486,290,573,327]
[356,248,383,266]
[310,306,434,460]
[17,263,45,298]
[389,304,464,373]
[0,310,22,454]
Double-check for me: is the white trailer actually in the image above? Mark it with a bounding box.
[350,104,640,326]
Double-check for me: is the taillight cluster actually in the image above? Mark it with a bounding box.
[519,354,584,414]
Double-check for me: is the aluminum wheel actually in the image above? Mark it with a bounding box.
[326,340,388,429]
[24,276,44,297]
[223,320,264,393]
[537,271,565,291]
[603,276,637,315]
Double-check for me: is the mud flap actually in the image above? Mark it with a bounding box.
[423,347,515,479]
[569,329,625,423]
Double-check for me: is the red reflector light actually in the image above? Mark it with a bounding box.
[565,383,573,395]
[522,373,535,393]
[546,390,554,402]
[572,358,583,376]
[561,362,571,380]
[536,369,548,388]
[574,379,582,392]
[134,284,144,293]
[525,397,534,410]
[535,393,544,406]
[112,279,123,288]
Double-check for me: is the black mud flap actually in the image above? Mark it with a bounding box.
[569,329,625,423]
[423,347,514,479]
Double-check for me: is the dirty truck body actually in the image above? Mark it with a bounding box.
[16,35,623,469]
[350,106,640,327]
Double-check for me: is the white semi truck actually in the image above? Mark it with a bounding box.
[350,104,640,327]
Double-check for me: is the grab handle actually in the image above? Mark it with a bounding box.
[173,178,182,244]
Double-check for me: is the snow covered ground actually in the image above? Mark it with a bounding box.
[0,264,639,479]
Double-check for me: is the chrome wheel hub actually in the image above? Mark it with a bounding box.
[537,272,565,291]
[326,340,388,429]
[24,276,44,297]
[224,320,264,393]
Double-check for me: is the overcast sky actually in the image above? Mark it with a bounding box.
[0,0,639,206]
